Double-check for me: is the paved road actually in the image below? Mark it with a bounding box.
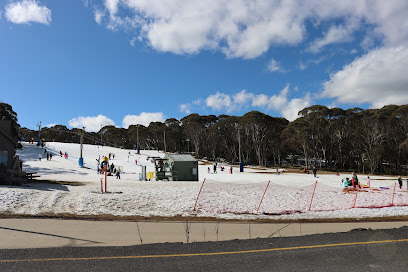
[1,226,407,271]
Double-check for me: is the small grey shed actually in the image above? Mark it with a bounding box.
[156,154,198,181]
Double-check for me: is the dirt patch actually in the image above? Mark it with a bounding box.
[0,212,408,223]
[26,179,86,186]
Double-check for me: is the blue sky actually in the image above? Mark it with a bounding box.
[1,0,408,132]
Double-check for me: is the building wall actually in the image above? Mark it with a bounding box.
[0,134,15,171]
[0,120,15,171]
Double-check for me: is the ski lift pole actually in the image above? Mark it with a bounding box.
[257,180,270,213]
[100,178,103,193]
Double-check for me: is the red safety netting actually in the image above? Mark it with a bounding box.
[258,181,316,214]
[194,179,269,214]
[354,181,408,208]
[193,179,408,215]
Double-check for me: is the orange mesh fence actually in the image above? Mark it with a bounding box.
[258,182,316,214]
[194,179,269,214]
[193,179,408,215]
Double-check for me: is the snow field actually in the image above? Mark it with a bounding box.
[0,142,406,220]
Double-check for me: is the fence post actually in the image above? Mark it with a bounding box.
[391,182,396,206]
[352,187,359,208]
[257,180,271,213]
[104,166,107,193]
[193,178,206,212]
[308,181,318,212]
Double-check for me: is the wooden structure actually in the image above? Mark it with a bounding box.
[0,120,26,185]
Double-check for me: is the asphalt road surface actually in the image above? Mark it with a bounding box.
[1,226,407,271]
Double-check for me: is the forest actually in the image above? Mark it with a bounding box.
[11,103,408,175]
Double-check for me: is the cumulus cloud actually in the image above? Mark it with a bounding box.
[93,0,408,59]
[122,112,165,128]
[281,95,311,122]
[267,58,285,72]
[206,93,231,111]
[5,0,51,25]
[184,86,310,121]
[322,46,408,108]
[68,115,115,132]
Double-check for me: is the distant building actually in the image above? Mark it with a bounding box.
[154,154,199,181]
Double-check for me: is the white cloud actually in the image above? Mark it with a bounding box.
[68,115,115,132]
[298,61,307,70]
[94,0,408,59]
[184,85,310,121]
[281,94,311,121]
[122,112,165,128]
[322,46,408,108]
[45,123,56,128]
[206,92,231,111]
[267,58,285,72]
[105,0,120,16]
[179,104,192,114]
[5,0,51,25]
[94,9,105,25]
[233,90,254,105]
[307,19,360,53]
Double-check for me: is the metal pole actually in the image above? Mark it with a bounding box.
[37,121,42,140]
[80,127,84,159]
[238,128,241,163]
[164,131,166,152]
[137,125,139,150]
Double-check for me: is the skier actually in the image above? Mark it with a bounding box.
[213,164,217,174]
[46,152,49,160]
[38,153,42,161]
[398,176,403,189]
[312,166,317,177]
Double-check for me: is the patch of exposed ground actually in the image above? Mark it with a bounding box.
[0,212,407,223]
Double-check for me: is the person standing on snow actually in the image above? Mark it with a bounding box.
[352,172,359,188]
[312,166,317,177]
[398,176,403,189]
[38,153,42,161]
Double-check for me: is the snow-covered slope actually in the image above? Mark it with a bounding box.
[0,142,406,220]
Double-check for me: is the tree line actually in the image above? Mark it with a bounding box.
[15,104,408,175]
